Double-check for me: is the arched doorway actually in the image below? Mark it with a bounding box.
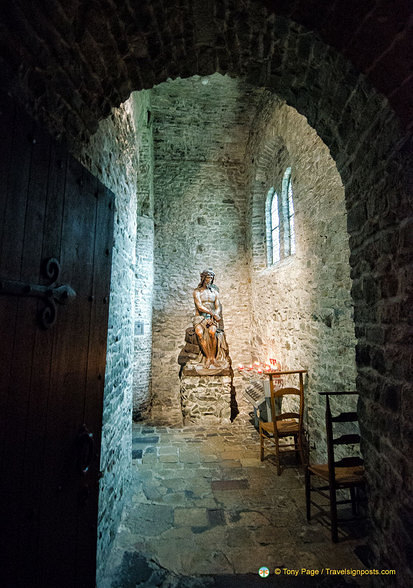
[0,2,410,585]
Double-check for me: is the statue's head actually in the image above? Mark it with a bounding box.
[200,268,215,287]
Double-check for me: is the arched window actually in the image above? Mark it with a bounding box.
[265,187,280,265]
[266,167,295,266]
[271,191,280,264]
[284,167,295,256]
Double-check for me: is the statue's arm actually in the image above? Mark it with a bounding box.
[193,289,210,315]
[213,293,221,322]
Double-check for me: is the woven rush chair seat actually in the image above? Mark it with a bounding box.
[308,463,365,485]
[260,418,300,436]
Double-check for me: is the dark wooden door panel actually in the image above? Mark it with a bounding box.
[0,90,16,266]
[0,92,114,588]
[37,156,94,587]
[0,97,35,280]
[20,141,69,585]
[0,99,41,583]
[0,93,33,478]
[11,110,52,558]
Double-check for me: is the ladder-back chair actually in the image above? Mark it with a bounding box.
[305,391,365,542]
[259,386,305,475]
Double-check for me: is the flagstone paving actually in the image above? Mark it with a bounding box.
[100,400,370,587]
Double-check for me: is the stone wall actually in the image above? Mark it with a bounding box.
[346,121,412,583]
[76,94,143,582]
[150,75,256,418]
[1,1,409,141]
[180,373,233,424]
[1,1,411,583]
[131,91,155,420]
[246,95,358,459]
[133,216,155,420]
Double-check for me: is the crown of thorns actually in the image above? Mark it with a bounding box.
[200,269,215,278]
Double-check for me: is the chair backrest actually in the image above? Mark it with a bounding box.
[270,387,304,435]
[322,391,364,480]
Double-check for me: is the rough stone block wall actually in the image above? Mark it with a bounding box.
[1,1,411,583]
[150,75,256,416]
[246,95,358,460]
[131,91,155,420]
[76,95,143,582]
[133,216,154,419]
[180,374,232,423]
[345,124,412,584]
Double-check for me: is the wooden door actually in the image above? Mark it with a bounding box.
[0,92,115,587]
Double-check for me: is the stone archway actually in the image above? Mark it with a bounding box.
[1,1,411,582]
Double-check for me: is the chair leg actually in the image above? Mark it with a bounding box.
[259,425,264,461]
[297,433,305,467]
[305,467,311,521]
[275,439,281,475]
[350,486,358,515]
[329,484,338,542]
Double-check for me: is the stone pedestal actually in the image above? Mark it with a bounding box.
[180,367,233,424]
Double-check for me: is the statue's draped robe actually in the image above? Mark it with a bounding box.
[192,315,229,367]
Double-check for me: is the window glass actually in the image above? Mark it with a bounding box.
[271,192,280,263]
[287,172,295,255]
[265,167,295,266]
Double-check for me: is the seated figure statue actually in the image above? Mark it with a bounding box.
[178,269,231,374]
[192,269,229,368]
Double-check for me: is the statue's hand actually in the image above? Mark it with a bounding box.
[213,314,220,322]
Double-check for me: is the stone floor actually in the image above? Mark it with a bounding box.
[100,400,371,587]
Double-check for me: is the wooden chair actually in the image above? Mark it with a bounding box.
[259,386,305,475]
[305,391,365,542]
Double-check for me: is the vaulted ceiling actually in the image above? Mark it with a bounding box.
[261,0,411,124]
[0,0,410,143]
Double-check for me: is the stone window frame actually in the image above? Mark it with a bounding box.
[266,166,296,266]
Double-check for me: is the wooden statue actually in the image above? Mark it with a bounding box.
[178,269,231,374]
